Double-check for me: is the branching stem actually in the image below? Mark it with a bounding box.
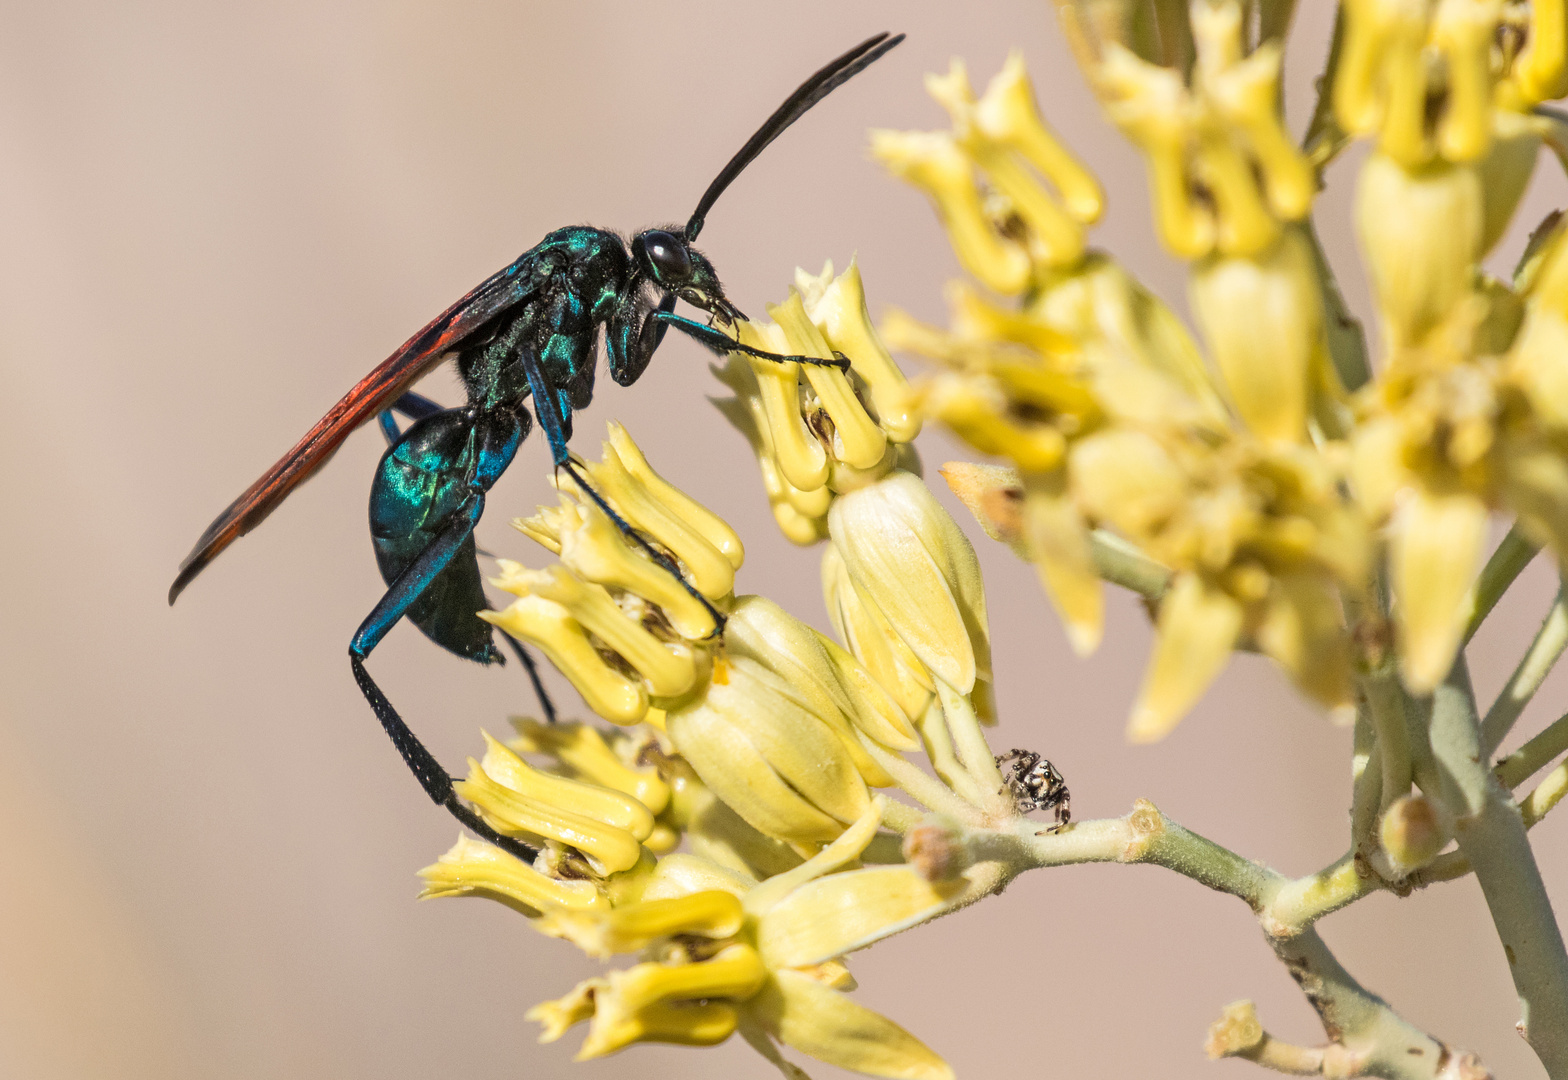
[1462,524,1541,646]
[1428,659,1568,1075]
[1497,709,1568,788]
[1479,582,1568,757]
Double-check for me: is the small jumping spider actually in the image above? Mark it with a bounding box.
[995,749,1070,833]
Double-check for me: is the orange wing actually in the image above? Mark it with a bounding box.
[168,253,544,604]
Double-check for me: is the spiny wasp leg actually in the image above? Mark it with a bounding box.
[557,458,729,636]
[351,655,538,864]
[500,631,557,725]
[653,310,853,372]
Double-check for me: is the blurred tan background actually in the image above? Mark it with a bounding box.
[1,2,1566,1078]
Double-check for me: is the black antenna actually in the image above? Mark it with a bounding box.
[684,31,905,241]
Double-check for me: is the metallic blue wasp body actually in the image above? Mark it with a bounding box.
[170,34,905,857]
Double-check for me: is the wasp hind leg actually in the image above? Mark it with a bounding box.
[348,493,538,863]
[377,391,447,445]
[375,393,559,723]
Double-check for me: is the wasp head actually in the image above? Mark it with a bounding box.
[631,228,745,324]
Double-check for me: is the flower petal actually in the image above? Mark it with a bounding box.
[1391,488,1488,693]
[748,970,954,1080]
[1128,573,1244,742]
[756,866,967,970]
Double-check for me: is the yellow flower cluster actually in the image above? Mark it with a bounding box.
[1337,0,1568,691]
[484,422,740,725]
[879,0,1568,731]
[421,417,1024,1078]
[876,8,1371,739]
[422,726,955,1076]
[712,259,921,544]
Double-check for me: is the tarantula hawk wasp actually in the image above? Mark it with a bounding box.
[169,33,905,860]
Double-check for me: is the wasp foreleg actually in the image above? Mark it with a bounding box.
[653,311,852,371]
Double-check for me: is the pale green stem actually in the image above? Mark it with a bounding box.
[1260,927,1473,1080]
[1428,658,1568,1076]
[1304,218,1371,393]
[1352,745,1383,848]
[1302,5,1351,171]
[1090,528,1171,600]
[1265,854,1377,938]
[1350,690,1382,847]
[1364,672,1412,813]
[858,737,982,826]
[1480,583,1568,757]
[940,800,1470,1076]
[1462,524,1541,645]
[913,698,987,806]
[1418,753,1568,884]
[935,678,1005,810]
[1522,761,1568,827]
[1498,710,1568,788]
[1012,799,1278,903]
[1401,686,1445,799]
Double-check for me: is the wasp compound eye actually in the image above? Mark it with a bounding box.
[641,230,693,283]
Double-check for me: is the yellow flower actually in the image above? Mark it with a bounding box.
[509,719,671,817]
[455,733,649,875]
[519,801,956,1079]
[1347,231,1568,690]
[417,834,608,915]
[1069,429,1365,737]
[1189,226,1327,445]
[828,470,992,698]
[1355,154,1484,352]
[665,655,873,847]
[712,259,921,544]
[1095,0,1311,258]
[1335,0,1560,167]
[484,424,735,725]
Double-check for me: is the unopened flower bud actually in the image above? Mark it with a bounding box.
[828,470,991,694]
[755,866,967,971]
[1129,572,1245,742]
[725,595,915,770]
[901,817,971,882]
[1391,488,1488,693]
[1380,793,1449,874]
[821,541,936,721]
[1356,154,1482,349]
[1190,227,1323,444]
[665,657,872,845]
